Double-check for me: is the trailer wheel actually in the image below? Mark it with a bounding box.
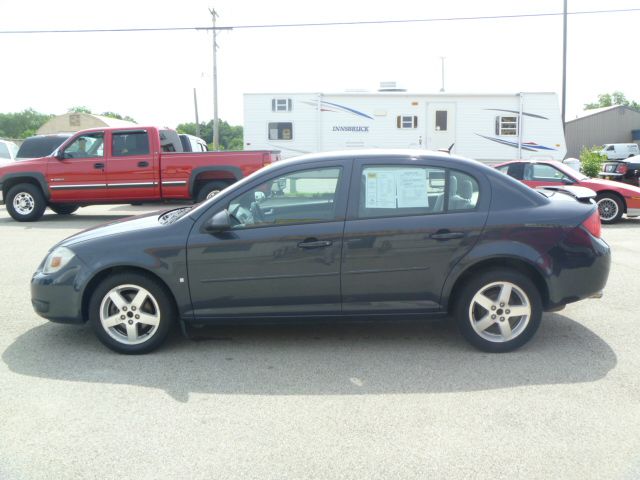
[6,183,47,222]
[195,181,230,203]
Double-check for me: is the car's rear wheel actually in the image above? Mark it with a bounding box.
[596,193,623,224]
[195,181,230,202]
[455,269,542,352]
[49,204,79,215]
[89,272,175,354]
[6,183,46,222]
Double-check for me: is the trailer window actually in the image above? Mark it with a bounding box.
[435,111,448,131]
[272,98,292,112]
[496,116,518,136]
[268,122,293,140]
[396,115,418,129]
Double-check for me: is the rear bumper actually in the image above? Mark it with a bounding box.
[544,234,611,310]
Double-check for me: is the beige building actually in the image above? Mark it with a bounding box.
[37,112,136,134]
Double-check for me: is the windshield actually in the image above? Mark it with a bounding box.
[17,136,70,159]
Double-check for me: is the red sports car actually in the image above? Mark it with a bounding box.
[495,160,640,224]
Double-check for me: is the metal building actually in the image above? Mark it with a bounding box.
[565,106,640,158]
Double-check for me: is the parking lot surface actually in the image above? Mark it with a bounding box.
[1,203,639,479]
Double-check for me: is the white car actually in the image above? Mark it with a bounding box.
[0,139,19,167]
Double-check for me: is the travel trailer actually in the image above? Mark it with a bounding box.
[243,88,567,163]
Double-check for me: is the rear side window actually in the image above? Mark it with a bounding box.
[358,165,479,218]
[112,132,150,157]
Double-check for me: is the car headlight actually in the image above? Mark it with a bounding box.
[43,247,75,274]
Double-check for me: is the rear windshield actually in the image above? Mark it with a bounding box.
[17,136,70,159]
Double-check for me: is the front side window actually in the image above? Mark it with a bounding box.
[0,142,10,159]
[358,166,479,218]
[524,163,570,182]
[268,122,293,140]
[112,132,150,156]
[64,133,104,159]
[397,115,418,129]
[496,116,518,136]
[228,167,342,228]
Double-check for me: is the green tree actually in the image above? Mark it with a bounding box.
[0,108,54,139]
[580,146,606,178]
[584,91,640,111]
[100,111,137,123]
[176,119,243,150]
[68,106,92,114]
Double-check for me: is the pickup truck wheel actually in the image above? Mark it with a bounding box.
[195,181,230,203]
[89,272,176,354]
[596,193,623,224]
[49,204,79,215]
[6,183,46,222]
[454,269,542,353]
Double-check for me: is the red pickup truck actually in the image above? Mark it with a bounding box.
[0,126,280,221]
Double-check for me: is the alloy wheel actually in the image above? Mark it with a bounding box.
[468,281,531,343]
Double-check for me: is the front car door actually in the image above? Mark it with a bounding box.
[186,160,350,319]
[47,132,107,202]
[341,156,490,314]
[106,129,159,200]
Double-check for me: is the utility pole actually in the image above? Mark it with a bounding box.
[561,0,567,132]
[209,7,220,150]
[193,88,200,138]
[439,57,445,92]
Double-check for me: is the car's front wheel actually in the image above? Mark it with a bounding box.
[89,272,176,354]
[455,269,542,352]
[6,183,46,222]
[596,193,623,224]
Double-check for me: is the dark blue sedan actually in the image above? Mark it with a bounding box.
[31,150,610,354]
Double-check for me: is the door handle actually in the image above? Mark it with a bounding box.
[94,162,105,169]
[297,239,333,249]
[430,230,465,240]
[137,161,149,167]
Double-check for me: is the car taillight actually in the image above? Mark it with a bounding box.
[582,210,601,238]
[616,163,628,174]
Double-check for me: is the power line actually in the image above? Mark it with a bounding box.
[1,8,639,35]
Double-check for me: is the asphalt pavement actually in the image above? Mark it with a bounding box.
[0,203,639,480]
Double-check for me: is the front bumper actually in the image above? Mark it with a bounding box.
[31,263,86,324]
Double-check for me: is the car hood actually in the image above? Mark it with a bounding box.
[60,211,166,247]
[0,156,49,174]
[580,177,640,195]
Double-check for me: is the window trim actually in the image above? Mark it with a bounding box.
[268,122,294,141]
[496,115,519,136]
[396,115,418,129]
[271,98,293,112]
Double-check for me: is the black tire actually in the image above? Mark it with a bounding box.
[5,183,46,222]
[195,181,230,203]
[596,193,624,224]
[454,268,543,353]
[49,204,79,215]
[88,272,176,354]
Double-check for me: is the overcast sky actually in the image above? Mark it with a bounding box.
[1,0,639,129]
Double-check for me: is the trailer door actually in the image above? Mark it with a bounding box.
[426,103,456,152]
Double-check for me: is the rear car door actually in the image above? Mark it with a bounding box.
[106,130,159,200]
[186,160,350,319]
[47,132,107,202]
[341,157,490,313]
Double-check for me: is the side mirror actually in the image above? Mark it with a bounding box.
[561,177,575,185]
[204,209,232,233]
